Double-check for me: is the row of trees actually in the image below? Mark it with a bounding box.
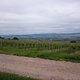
[0,36,19,40]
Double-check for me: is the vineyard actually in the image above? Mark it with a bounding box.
[0,39,80,62]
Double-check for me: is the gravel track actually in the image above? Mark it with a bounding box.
[0,54,80,80]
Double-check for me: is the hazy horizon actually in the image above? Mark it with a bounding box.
[0,0,80,35]
[0,32,80,36]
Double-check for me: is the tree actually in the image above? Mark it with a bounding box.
[0,36,4,39]
[70,40,76,43]
[13,37,19,40]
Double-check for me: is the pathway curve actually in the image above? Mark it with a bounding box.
[0,54,80,80]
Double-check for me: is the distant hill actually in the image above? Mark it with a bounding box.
[1,33,80,41]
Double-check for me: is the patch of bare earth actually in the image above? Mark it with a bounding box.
[74,51,80,55]
[0,54,80,80]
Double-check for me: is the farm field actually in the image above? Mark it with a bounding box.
[0,39,80,62]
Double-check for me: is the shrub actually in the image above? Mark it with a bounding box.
[13,37,19,40]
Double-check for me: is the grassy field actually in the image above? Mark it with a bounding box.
[0,39,80,62]
[0,72,38,80]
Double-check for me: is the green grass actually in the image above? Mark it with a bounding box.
[38,52,80,62]
[0,47,80,62]
[0,40,80,62]
[0,72,38,80]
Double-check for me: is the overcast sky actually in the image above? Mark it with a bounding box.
[0,0,80,35]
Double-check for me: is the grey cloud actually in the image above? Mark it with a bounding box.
[0,0,80,34]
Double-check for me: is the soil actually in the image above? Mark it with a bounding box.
[0,54,80,80]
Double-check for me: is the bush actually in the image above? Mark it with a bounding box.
[0,36,4,39]
[70,40,76,43]
[13,37,19,40]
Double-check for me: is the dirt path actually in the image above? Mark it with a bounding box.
[0,54,80,80]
